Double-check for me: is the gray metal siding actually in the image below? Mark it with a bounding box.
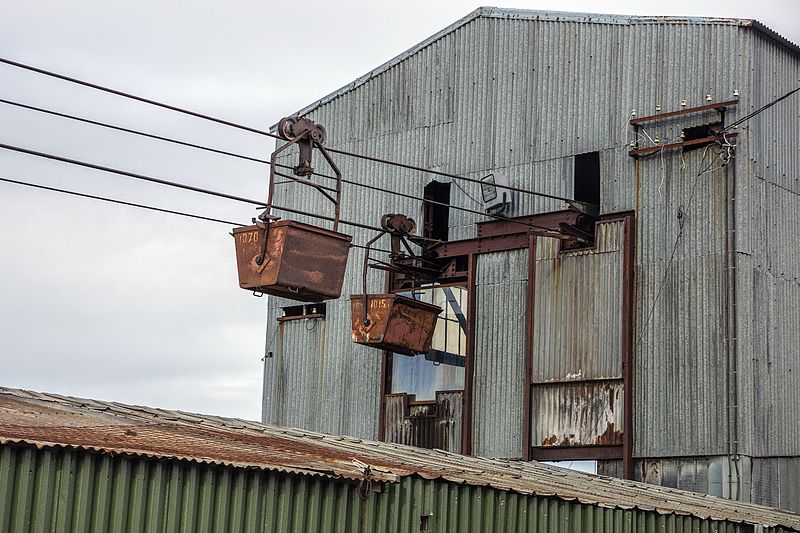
[472,250,528,459]
[533,222,624,383]
[264,12,800,465]
[737,30,800,459]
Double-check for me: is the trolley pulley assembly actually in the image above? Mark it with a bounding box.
[233,118,352,302]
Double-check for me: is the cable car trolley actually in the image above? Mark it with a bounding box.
[351,214,443,355]
[233,117,352,302]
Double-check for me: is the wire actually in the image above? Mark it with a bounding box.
[0,56,283,140]
[717,85,800,134]
[0,56,585,204]
[0,97,272,166]
[0,141,397,236]
[635,144,721,351]
[452,178,484,207]
[325,144,579,204]
[3,95,582,226]
[0,141,264,206]
[0,174,394,254]
[0,176,245,225]
[290,168,561,233]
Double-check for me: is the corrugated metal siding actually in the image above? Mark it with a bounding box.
[472,249,528,459]
[2,443,792,533]
[533,222,624,383]
[737,29,800,460]
[633,145,732,457]
[752,457,800,514]
[264,11,799,465]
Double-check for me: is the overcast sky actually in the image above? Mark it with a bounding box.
[0,0,797,422]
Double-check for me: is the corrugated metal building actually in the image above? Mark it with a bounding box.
[2,387,800,532]
[260,8,800,512]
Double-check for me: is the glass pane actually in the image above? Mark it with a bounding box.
[390,285,467,400]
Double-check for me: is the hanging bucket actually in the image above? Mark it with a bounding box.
[350,294,442,355]
[233,220,352,302]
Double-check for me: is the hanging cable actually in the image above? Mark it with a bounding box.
[0,94,556,219]
[0,97,271,165]
[0,141,397,236]
[323,145,578,203]
[0,57,283,140]
[0,176,244,225]
[0,141,264,206]
[0,174,394,253]
[717,86,800,135]
[0,56,586,204]
[295,169,559,233]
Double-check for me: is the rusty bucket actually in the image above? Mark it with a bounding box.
[350,294,442,355]
[233,220,352,302]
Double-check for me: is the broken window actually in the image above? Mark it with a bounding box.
[422,181,451,242]
[574,151,600,206]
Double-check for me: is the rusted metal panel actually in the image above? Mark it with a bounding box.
[350,294,442,355]
[531,381,624,448]
[232,221,351,302]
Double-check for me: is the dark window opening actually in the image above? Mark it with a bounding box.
[682,122,722,151]
[574,151,600,206]
[278,303,326,322]
[423,181,451,242]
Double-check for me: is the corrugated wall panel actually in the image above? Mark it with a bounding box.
[472,250,528,459]
[2,443,789,533]
[533,222,624,383]
[738,29,800,459]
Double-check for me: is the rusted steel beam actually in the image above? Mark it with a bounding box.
[621,213,636,479]
[531,445,623,461]
[461,253,477,456]
[628,133,738,158]
[476,210,579,238]
[433,233,530,258]
[523,232,537,461]
[629,98,739,126]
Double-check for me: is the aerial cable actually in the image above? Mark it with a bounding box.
[0,57,283,140]
[0,175,393,254]
[0,142,392,235]
[0,56,582,204]
[0,141,262,206]
[0,96,568,233]
[0,176,243,226]
[717,86,800,135]
[0,97,271,165]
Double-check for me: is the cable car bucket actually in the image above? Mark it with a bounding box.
[233,117,352,302]
[350,214,442,355]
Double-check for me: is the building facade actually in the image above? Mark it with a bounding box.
[261,8,800,511]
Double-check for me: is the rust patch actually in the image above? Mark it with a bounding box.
[593,422,624,446]
[541,434,559,446]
